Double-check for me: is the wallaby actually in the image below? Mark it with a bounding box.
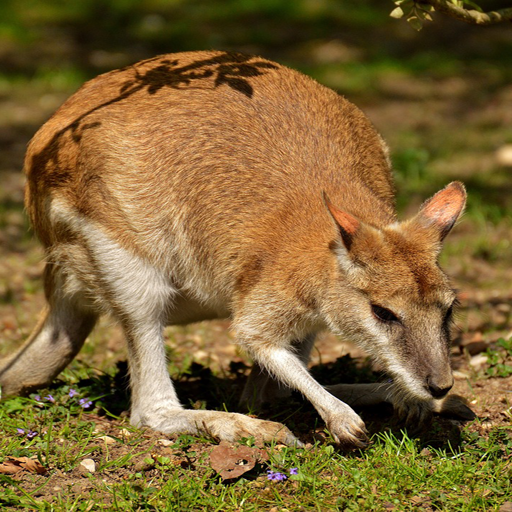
[0,51,473,448]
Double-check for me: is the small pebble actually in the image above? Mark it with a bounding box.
[469,353,488,369]
[496,145,512,167]
[80,459,96,473]
[97,435,116,445]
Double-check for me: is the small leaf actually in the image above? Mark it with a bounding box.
[418,3,435,11]
[462,0,483,12]
[415,9,433,22]
[390,6,405,18]
[407,15,424,30]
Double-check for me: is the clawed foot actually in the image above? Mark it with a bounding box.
[393,398,433,430]
[134,408,303,447]
[227,414,302,447]
[432,394,476,421]
[324,405,369,449]
[393,393,476,432]
[134,391,475,451]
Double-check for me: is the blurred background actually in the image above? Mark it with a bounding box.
[1,0,511,371]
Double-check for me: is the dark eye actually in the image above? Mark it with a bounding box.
[371,304,400,324]
[444,299,459,324]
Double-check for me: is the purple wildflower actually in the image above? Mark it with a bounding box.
[34,395,41,402]
[267,470,287,482]
[289,467,298,475]
[26,430,38,440]
[44,395,55,403]
[69,389,78,398]
[79,398,93,409]
[16,428,38,439]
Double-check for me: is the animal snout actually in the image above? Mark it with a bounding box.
[426,374,454,399]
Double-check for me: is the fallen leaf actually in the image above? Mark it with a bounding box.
[499,502,512,512]
[210,441,268,480]
[0,456,47,475]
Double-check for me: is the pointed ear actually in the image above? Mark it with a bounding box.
[323,192,360,250]
[417,182,466,241]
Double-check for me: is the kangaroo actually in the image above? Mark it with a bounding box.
[0,51,473,448]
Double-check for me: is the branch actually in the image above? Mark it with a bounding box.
[423,0,512,25]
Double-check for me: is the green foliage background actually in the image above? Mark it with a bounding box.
[1,0,511,257]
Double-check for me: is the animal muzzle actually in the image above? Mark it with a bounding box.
[426,373,454,399]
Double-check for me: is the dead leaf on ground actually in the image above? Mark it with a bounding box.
[0,456,47,475]
[209,441,268,480]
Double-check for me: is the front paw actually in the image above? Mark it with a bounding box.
[393,397,433,428]
[324,406,369,449]
[433,394,476,421]
[393,393,476,428]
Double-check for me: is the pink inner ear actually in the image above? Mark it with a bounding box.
[327,203,360,235]
[422,183,465,227]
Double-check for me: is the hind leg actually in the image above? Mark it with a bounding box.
[0,265,98,396]
[78,225,299,445]
[124,317,297,445]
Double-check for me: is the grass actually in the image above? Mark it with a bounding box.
[0,396,510,510]
[1,352,511,510]
[485,338,512,378]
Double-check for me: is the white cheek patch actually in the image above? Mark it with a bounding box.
[360,318,431,400]
[332,244,357,276]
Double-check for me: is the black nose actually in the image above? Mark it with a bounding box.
[427,377,453,399]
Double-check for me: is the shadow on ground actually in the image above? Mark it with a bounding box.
[52,354,472,452]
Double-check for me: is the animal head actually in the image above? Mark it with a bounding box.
[324,182,466,401]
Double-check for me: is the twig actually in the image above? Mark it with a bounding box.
[423,0,512,25]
